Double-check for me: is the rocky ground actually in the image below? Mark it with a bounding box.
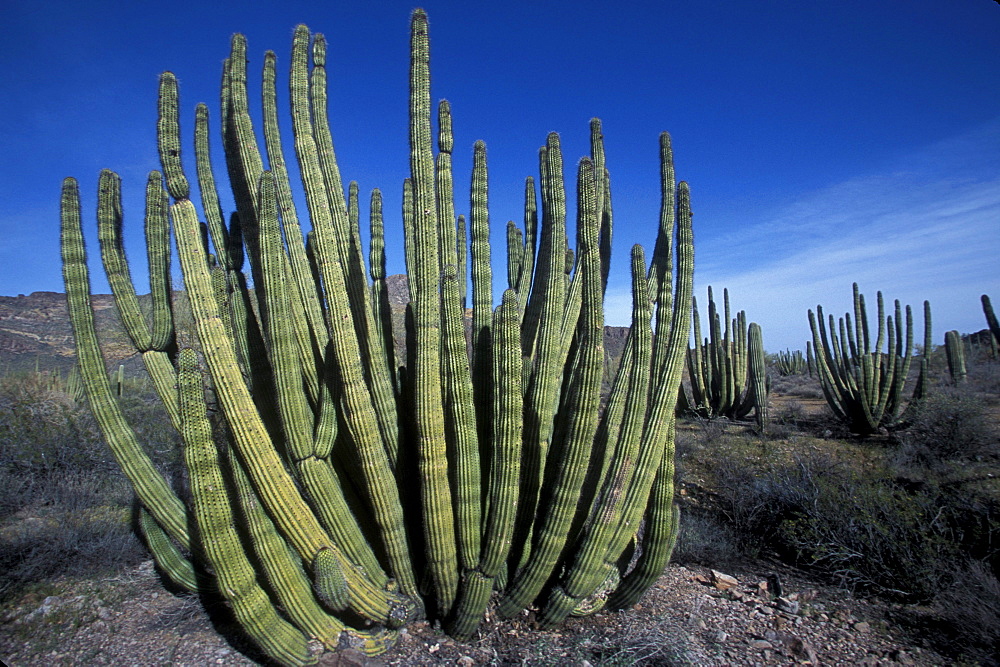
[0,558,950,666]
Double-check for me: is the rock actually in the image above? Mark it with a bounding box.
[456,656,475,666]
[766,573,783,598]
[774,597,800,615]
[889,649,915,665]
[710,570,739,590]
[781,634,818,664]
[712,630,728,643]
[854,621,871,633]
[750,639,773,650]
[318,649,376,667]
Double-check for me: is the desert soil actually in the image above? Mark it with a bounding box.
[0,557,949,666]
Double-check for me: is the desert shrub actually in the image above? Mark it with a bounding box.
[0,372,179,601]
[774,399,806,426]
[770,373,823,400]
[967,359,1000,396]
[932,559,1000,665]
[0,480,146,600]
[713,451,961,601]
[671,510,740,567]
[0,377,109,478]
[896,388,998,465]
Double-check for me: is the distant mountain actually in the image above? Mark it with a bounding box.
[0,276,630,376]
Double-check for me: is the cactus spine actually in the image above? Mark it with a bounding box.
[61,10,695,664]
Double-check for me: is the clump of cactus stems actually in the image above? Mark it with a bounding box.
[682,286,769,431]
[60,10,695,666]
[774,348,808,376]
[808,284,931,435]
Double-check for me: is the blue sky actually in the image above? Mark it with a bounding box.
[2,0,998,351]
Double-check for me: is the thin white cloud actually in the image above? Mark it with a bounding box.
[604,120,1000,352]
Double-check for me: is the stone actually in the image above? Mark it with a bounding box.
[889,649,915,665]
[854,621,871,633]
[710,570,739,590]
[750,640,773,650]
[774,597,800,615]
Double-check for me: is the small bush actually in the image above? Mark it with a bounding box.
[671,510,740,567]
[0,372,180,601]
[896,388,998,464]
[712,451,962,601]
[933,559,1000,664]
[966,359,1000,397]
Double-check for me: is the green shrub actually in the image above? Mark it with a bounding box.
[932,559,1000,664]
[713,451,961,601]
[0,373,178,601]
[896,387,998,465]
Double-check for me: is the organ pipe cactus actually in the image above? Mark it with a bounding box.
[944,330,967,385]
[808,283,931,435]
[60,10,694,665]
[774,348,807,376]
[983,295,999,358]
[684,286,769,430]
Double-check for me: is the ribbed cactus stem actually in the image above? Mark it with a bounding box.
[409,8,459,616]
[945,330,967,385]
[983,295,1000,354]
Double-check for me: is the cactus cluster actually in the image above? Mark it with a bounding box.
[774,347,808,376]
[60,11,695,665]
[808,284,931,435]
[681,287,768,431]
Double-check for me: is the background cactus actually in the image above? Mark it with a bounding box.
[944,329,968,385]
[983,294,1000,358]
[774,348,807,376]
[808,283,931,435]
[682,286,769,431]
[61,10,695,665]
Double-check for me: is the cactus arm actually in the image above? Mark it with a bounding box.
[499,157,604,616]
[60,177,190,550]
[368,189,399,395]
[945,329,967,384]
[436,100,459,272]
[261,50,328,383]
[507,221,523,291]
[440,265,482,573]
[97,169,153,352]
[983,295,1000,350]
[226,446,351,649]
[177,349,315,666]
[194,103,232,268]
[743,323,768,430]
[287,25,417,597]
[510,134,568,571]
[136,507,200,593]
[470,139,494,386]
[538,243,651,628]
[408,8,459,615]
[606,462,680,608]
[606,180,693,607]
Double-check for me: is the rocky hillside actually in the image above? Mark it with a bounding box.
[0,276,630,375]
